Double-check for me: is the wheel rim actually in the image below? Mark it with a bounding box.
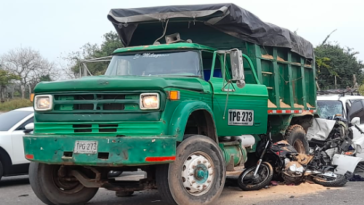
[241,164,270,186]
[181,151,214,196]
[51,166,84,194]
[293,140,305,154]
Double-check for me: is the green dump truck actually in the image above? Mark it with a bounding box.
[24,4,317,205]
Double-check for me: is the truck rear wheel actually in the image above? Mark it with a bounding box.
[156,135,226,205]
[285,125,309,154]
[29,163,98,205]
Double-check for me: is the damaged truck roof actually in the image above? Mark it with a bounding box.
[107,3,314,59]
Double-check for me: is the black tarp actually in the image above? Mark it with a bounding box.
[108,3,314,59]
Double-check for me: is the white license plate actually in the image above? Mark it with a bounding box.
[74,141,98,154]
[228,109,254,126]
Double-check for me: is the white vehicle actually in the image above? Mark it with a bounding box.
[317,94,364,160]
[0,107,34,181]
[317,94,364,132]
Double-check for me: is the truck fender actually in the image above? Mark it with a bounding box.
[167,100,217,142]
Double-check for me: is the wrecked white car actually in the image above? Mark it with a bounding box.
[317,94,364,160]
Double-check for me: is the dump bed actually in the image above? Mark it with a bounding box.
[108,3,316,114]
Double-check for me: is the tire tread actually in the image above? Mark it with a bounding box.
[285,124,309,154]
[237,162,274,191]
[312,175,348,187]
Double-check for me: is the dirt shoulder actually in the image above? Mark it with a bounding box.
[217,177,336,205]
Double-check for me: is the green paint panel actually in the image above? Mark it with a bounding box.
[291,65,304,107]
[23,135,176,166]
[304,67,316,108]
[34,76,206,93]
[34,121,165,136]
[278,62,291,107]
[35,112,161,122]
[210,78,268,136]
[219,143,244,166]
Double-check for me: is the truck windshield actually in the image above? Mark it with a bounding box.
[105,51,201,77]
[317,100,343,119]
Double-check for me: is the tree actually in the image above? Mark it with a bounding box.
[315,43,364,90]
[39,74,52,82]
[0,47,57,98]
[65,31,123,77]
[0,69,20,101]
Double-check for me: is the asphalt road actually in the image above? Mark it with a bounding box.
[1,175,364,205]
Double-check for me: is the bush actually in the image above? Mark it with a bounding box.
[0,98,33,112]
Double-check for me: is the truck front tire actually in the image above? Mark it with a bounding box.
[285,125,309,154]
[29,163,98,205]
[156,135,226,205]
[29,162,53,205]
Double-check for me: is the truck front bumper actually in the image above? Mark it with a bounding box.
[23,135,176,166]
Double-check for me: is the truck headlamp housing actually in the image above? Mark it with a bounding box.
[34,95,53,111]
[140,93,160,110]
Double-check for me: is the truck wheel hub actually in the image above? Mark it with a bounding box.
[182,152,214,196]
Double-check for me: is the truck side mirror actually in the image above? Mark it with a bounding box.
[229,49,245,88]
[351,117,360,126]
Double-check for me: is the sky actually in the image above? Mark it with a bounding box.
[1,0,364,64]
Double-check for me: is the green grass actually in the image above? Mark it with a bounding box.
[0,98,33,112]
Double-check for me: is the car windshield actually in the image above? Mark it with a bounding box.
[0,110,33,131]
[317,100,343,119]
[104,51,201,77]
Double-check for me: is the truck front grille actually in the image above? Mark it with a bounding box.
[53,93,137,112]
[72,124,118,133]
[35,122,165,136]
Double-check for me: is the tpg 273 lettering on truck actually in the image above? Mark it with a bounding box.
[24,4,317,205]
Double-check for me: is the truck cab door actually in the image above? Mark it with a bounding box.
[207,51,268,137]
